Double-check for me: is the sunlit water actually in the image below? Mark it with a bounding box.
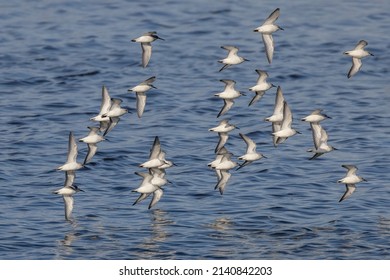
[1,0,390,259]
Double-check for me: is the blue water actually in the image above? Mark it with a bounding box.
[1,0,390,260]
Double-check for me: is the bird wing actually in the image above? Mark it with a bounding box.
[347,57,362,78]
[342,165,358,177]
[64,170,76,187]
[249,91,265,106]
[99,85,111,115]
[217,99,234,118]
[215,132,229,153]
[133,193,151,206]
[141,42,152,68]
[339,184,356,202]
[215,170,232,195]
[263,8,280,25]
[281,101,293,130]
[149,188,163,209]
[142,76,156,85]
[310,122,322,150]
[63,195,74,221]
[355,40,368,49]
[239,133,256,153]
[103,117,120,136]
[262,34,274,64]
[273,86,285,115]
[66,132,78,164]
[136,92,147,118]
[84,143,98,165]
[256,69,269,84]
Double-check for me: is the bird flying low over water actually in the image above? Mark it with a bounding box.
[53,185,84,221]
[337,165,367,202]
[237,133,266,170]
[214,79,244,118]
[128,76,157,118]
[271,101,300,146]
[306,122,336,160]
[218,46,249,72]
[79,126,105,165]
[248,69,275,106]
[209,119,237,153]
[301,109,331,123]
[57,131,84,172]
[254,8,283,64]
[132,31,164,68]
[344,40,373,78]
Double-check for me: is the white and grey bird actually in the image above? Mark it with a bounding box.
[79,126,105,165]
[132,172,164,209]
[208,147,228,169]
[57,131,84,172]
[301,109,331,123]
[237,133,266,170]
[338,165,367,202]
[212,152,238,171]
[344,40,373,78]
[90,85,111,126]
[307,122,336,160]
[248,69,275,106]
[139,136,172,169]
[209,119,237,153]
[131,31,164,68]
[253,8,283,64]
[53,184,84,221]
[218,46,249,72]
[133,172,160,194]
[265,86,285,146]
[214,79,243,118]
[272,101,300,145]
[102,98,128,136]
[128,76,156,118]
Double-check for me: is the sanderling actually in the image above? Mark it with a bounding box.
[344,40,373,78]
[212,152,238,171]
[79,126,105,165]
[53,185,84,221]
[133,172,160,194]
[254,8,283,64]
[301,109,331,123]
[128,76,156,118]
[57,131,84,172]
[139,136,173,169]
[90,85,111,123]
[102,98,128,136]
[214,79,243,118]
[307,122,336,160]
[248,69,275,106]
[272,101,300,145]
[132,31,164,68]
[209,119,237,153]
[338,165,367,202]
[132,172,164,209]
[237,133,266,170]
[218,46,249,72]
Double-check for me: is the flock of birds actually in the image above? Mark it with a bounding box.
[53,7,372,221]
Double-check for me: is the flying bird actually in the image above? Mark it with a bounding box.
[254,8,283,64]
[344,40,373,78]
[132,31,164,68]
